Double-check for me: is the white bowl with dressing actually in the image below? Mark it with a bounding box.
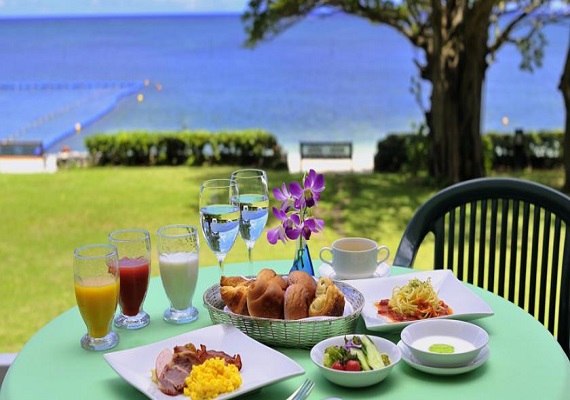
[400,319,488,368]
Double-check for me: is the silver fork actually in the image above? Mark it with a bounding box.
[286,379,315,400]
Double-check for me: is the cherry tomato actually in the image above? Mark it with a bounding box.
[331,361,345,371]
[344,360,362,371]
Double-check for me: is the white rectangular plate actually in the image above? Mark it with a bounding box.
[345,270,493,332]
[104,324,305,399]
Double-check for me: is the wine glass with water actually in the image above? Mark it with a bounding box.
[230,169,269,276]
[199,179,240,277]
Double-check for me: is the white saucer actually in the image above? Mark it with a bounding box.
[397,341,490,376]
[318,262,391,280]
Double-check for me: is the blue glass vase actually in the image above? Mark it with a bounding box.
[289,240,314,276]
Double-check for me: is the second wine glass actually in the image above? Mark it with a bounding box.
[230,169,269,276]
[199,178,240,278]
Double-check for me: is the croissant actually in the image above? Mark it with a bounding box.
[309,277,345,317]
[220,275,251,288]
[219,275,251,315]
[220,285,249,316]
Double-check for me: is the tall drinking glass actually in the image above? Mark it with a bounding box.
[109,228,151,330]
[199,179,240,277]
[73,244,120,351]
[230,169,269,276]
[157,224,200,324]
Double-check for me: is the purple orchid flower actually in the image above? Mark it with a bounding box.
[299,217,325,240]
[266,207,302,244]
[272,182,295,212]
[267,170,325,246]
[290,169,325,209]
[266,224,286,245]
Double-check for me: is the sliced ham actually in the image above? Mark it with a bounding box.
[155,348,172,377]
[158,364,190,395]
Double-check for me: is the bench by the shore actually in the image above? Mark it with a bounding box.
[299,141,353,172]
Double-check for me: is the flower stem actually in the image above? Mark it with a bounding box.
[247,246,253,276]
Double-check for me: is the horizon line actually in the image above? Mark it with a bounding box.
[0,11,244,21]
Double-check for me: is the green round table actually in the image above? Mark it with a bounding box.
[1,262,569,400]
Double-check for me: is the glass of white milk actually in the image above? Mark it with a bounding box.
[157,224,200,324]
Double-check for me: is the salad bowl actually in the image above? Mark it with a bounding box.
[310,334,401,387]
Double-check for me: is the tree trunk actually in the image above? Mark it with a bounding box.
[428,0,451,182]
[561,44,570,193]
[427,2,490,184]
[458,6,488,181]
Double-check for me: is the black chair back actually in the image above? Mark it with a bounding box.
[394,177,570,357]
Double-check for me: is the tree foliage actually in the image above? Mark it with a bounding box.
[243,0,567,184]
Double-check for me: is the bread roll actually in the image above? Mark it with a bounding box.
[271,275,288,291]
[309,277,345,317]
[255,268,287,290]
[247,277,285,319]
[220,269,340,320]
[287,270,317,300]
[256,268,278,281]
[284,284,311,320]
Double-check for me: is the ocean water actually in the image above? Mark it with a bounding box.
[0,14,568,170]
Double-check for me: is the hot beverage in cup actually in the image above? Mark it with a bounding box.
[319,237,390,279]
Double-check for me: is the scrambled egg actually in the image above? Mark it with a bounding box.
[183,357,242,399]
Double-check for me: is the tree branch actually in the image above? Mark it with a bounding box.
[488,2,544,54]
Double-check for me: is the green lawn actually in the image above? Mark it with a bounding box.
[0,166,564,352]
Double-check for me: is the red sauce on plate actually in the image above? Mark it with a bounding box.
[374,298,453,322]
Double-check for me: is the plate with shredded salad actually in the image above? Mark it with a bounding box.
[345,270,493,332]
[104,323,305,399]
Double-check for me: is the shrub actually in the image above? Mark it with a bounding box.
[374,129,564,173]
[85,129,288,169]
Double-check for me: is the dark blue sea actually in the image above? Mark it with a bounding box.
[0,13,568,169]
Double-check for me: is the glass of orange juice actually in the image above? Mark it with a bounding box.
[73,244,120,351]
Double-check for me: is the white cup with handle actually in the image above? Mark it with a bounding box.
[319,237,390,279]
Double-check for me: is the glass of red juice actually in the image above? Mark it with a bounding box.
[109,228,151,330]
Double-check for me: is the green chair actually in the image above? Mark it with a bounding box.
[394,177,570,357]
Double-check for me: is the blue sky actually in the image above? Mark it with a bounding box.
[0,0,250,17]
[3,1,568,18]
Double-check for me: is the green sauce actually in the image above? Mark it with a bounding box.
[429,343,455,354]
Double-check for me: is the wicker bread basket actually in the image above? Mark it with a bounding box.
[203,279,365,349]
